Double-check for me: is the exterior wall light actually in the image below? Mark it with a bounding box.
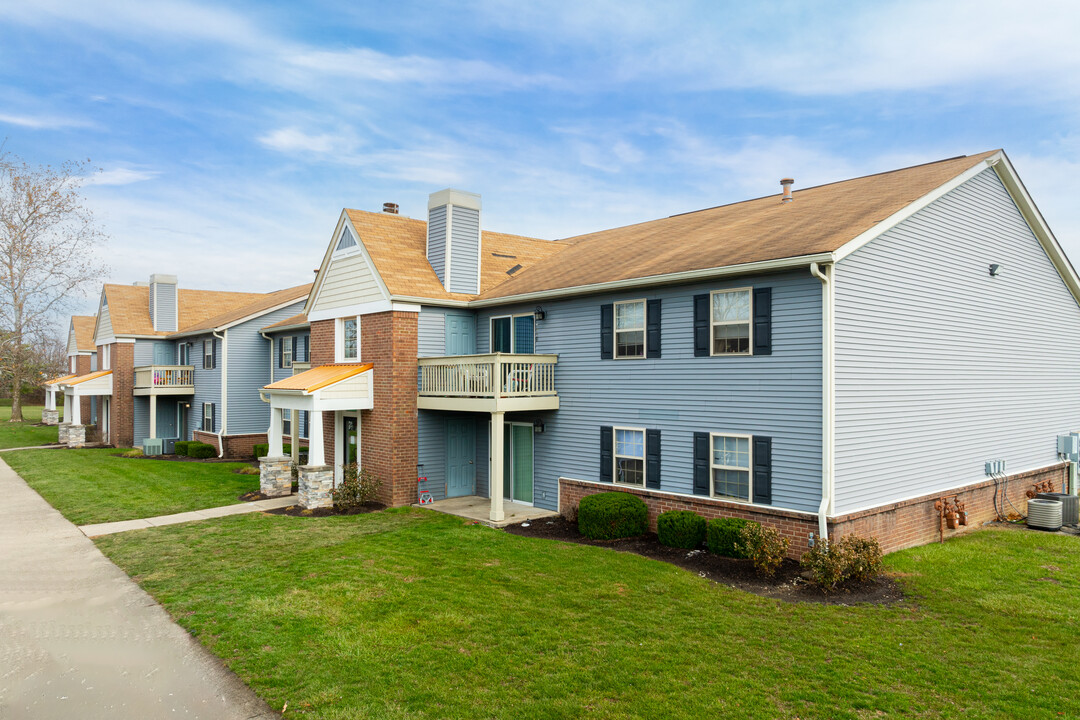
[534,306,546,321]
[989,264,1002,277]
[533,419,545,434]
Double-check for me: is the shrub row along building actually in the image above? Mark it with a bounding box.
[43,150,1080,556]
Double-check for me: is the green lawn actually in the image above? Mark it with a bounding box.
[95,511,1080,719]
[5,448,258,525]
[0,404,57,449]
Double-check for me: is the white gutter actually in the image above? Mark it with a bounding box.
[810,261,835,543]
[213,329,228,458]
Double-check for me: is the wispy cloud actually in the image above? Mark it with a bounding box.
[84,168,160,186]
[0,112,92,129]
[258,128,350,155]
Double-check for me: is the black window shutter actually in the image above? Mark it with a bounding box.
[301,335,308,363]
[278,338,284,368]
[202,342,208,370]
[753,287,772,356]
[212,338,219,369]
[646,429,661,489]
[600,304,613,359]
[752,436,772,505]
[693,432,710,495]
[599,426,613,482]
[693,294,709,357]
[646,299,661,359]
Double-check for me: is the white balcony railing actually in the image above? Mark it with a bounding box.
[134,365,195,393]
[418,353,557,399]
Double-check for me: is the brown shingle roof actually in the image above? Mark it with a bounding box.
[103,284,268,336]
[173,284,312,336]
[476,150,1001,300]
[71,316,96,352]
[261,313,308,332]
[344,209,568,301]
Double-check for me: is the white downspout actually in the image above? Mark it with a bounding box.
[213,329,228,458]
[810,261,834,543]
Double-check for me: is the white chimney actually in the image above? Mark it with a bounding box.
[149,274,178,332]
[427,189,481,294]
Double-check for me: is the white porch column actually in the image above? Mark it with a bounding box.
[308,409,324,466]
[62,392,70,423]
[490,411,505,522]
[149,394,157,438]
[73,393,82,424]
[45,388,55,411]
[290,409,299,463]
[269,406,284,457]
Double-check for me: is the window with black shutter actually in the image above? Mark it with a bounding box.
[599,426,613,481]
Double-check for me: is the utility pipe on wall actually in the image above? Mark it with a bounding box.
[213,329,228,458]
[810,261,835,543]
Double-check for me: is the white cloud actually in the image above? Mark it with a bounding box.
[0,112,91,129]
[258,128,348,155]
[84,168,160,186]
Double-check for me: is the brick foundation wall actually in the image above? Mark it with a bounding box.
[560,462,1069,558]
[75,355,93,425]
[191,431,268,459]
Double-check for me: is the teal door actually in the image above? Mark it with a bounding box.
[445,314,476,356]
[153,342,173,365]
[502,423,534,504]
[446,418,476,497]
[156,399,178,439]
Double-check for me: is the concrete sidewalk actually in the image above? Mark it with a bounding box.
[0,457,278,719]
[80,495,296,537]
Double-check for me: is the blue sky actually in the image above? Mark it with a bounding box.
[3,0,1079,320]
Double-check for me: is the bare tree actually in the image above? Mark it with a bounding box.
[0,150,107,421]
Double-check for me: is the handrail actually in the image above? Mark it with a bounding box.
[133,365,196,389]
[417,353,557,398]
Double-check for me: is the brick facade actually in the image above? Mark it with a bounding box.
[98,342,135,448]
[309,313,419,507]
[560,461,1068,558]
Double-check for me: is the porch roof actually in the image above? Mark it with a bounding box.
[60,370,113,396]
[45,373,79,387]
[264,363,372,394]
[66,369,112,386]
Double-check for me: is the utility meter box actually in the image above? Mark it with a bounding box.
[1058,434,1079,460]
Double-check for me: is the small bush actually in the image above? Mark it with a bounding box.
[657,510,707,549]
[800,534,882,591]
[707,517,756,558]
[253,442,268,458]
[174,440,191,456]
[235,465,259,475]
[577,492,648,540]
[121,447,143,458]
[188,442,216,459]
[332,463,383,510]
[736,523,789,577]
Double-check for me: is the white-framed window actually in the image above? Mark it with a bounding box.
[178,343,189,366]
[614,299,646,359]
[711,433,752,501]
[282,412,292,437]
[613,427,645,486]
[490,314,534,353]
[70,357,76,373]
[710,288,752,355]
[282,336,294,369]
[202,403,214,433]
[337,317,359,362]
[203,339,214,369]
[101,344,111,370]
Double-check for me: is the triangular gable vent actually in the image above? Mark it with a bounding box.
[336,227,358,252]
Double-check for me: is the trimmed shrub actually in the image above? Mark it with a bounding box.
[253,443,269,459]
[657,510,707,549]
[736,523,789,577]
[173,440,191,456]
[707,517,756,558]
[840,535,883,583]
[235,465,259,475]
[121,447,143,458]
[188,442,216,459]
[577,492,648,540]
[800,540,847,591]
[801,534,883,591]
[332,463,383,510]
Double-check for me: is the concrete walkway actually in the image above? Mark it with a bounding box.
[0,444,66,452]
[0,458,278,719]
[80,495,296,537]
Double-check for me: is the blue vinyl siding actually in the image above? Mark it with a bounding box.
[448,206,480,294]
[427,205,447,284]
[227,301,307,435]
[833,168,1080,514]
[417,307,446,357]
[473,270,823,513]
[190,333,221,440]
[153,282,177,331]
[266,325,311,439]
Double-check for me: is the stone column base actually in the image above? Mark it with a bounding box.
[42,409,59,426]
[58,423,70,444]
[67,424,86,449]
[259,456,293,497]
[299,465,334,509]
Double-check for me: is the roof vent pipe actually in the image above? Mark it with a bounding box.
[781,178,794,203]
[383,202,399,214]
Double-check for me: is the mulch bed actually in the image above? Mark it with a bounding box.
[264,501,386,517]
[505,516,905,606]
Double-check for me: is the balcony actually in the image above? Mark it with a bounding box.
[133,365,195,396]
[417,353,559,413]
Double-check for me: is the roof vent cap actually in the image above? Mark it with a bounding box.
[780,178,795,203]
[383,202,399,214]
